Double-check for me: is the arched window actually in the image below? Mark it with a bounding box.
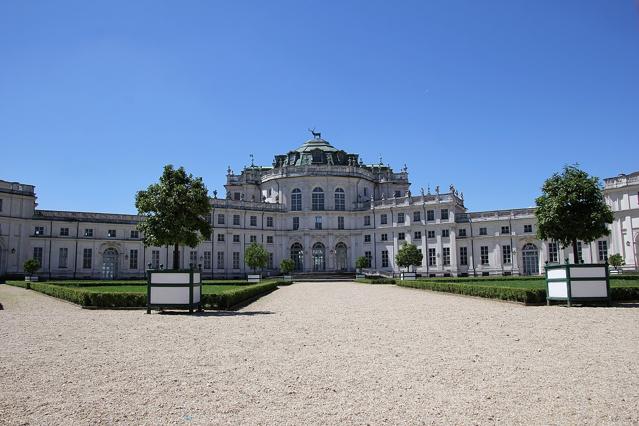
[312,187,324,211]
[522,243,539,276]
[291,188,302,211]
[290,243,303,271]
[334,188,345,211]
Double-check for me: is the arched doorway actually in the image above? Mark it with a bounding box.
[335,242,347,271]
[312,242,325,272]
[290,243,304,271]
[102,248,119,280]
[522,243,539,276]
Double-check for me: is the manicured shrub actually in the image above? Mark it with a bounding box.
[397,280,546,304]
[356,278,396,285]
[201,281,280,310]
[611,286,639,301]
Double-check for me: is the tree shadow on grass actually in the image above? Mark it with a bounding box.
[157,310,275,317]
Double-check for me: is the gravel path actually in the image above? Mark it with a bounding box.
[1,282,638,425]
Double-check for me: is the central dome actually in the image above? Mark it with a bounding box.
[295,138,339,153]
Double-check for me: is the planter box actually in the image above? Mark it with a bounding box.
[356,274,366,279]
[147,270,201,314]
[401,272,416,281]
[282,275,293,282]
[25,276,39,282]
[247,274,261,283]
[545,263,610,306]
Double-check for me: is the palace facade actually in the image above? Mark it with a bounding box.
[1,135,638,279]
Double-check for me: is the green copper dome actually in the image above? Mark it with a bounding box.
[294,138,339,153]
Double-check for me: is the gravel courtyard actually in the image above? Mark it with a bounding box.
[1,282,638,425]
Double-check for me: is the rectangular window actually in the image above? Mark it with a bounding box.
[413,211,421,222]
[428,248,436,266]
[427,230,435,239]
[268,252,274,269]
[479,227,487,236]
[364,216,371,226]
[267,235,274,244]
[458,228,467,237]
[291,190,302,211]
[459,247,468,266]
[217,251,225,269]
[190,250,198,268]
[250,235,257,243]
[312,190,325,211]
[334,190,345,211]
[338,216,344,230]
[293,217,300,230]
[480,246,489,265]
[129,249,138,269]
[394,190,401,198]
[414,231,422,240]
[397,212,405,224]
[217,234,225,242]
[232,252,240,269]
[218,214,225,225]
[233,234,240,243]
[233,215,240,226]
[203,251,212,269]
[34,226,44,236]
[151,250,160,269]
[0,199,2,212]
[427,210,435,221]
[364,235,371,243]
[58,247,68,268]
[267,217,273,227]
[364,251,372,268]
[440,209,449,220]
[598,240,608,262]
[83,248,92,269]
[502,245,511,264]
[381,250,389,268]
[380,214,388,225]
[130,230,139,239]
[250,216,257,226]
[442,247,450,266]
[60,227,69,236]
[84,228,93,237]
[501,226,510,235]
[381,233,388,241]
[577,242,583,263]
[524,224,533,233]
[107,229,116,238]
[548,242,559,263]
[315,216,322,230]
[234,192,240,201]
[442,229,449,238]
[398,232,405,240]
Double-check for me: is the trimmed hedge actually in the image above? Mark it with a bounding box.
[611,286,639,301]
[397,280,546,304]
[201,281,280,310]
[356,278,397,285]
[5,280,282,309]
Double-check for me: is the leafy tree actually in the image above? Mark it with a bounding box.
[608,254,624,272]
[395,242,423,272]
[245,242,269,273]
[535,165,613,263]
[280,258,295,275]
[355,256,369,270]
[23,259,40,276]
[135,165,212,270]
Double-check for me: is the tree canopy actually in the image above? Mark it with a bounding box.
[135,165,211,270]
[395,242,423,272]
[23,259,40,275]
[535,165,613,262]
[355,256,369,270]
[279,258,295,275]
[245,242,269,273]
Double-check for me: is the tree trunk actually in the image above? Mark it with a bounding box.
[572,239,579,264]
[173,243,180,270]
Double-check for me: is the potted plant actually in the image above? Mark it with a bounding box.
[355,256,369,279]
[280,258,295,283]
[245,242,269,283]
[608,254,624,274]
[23,259,41,285]
[395,242,423,280]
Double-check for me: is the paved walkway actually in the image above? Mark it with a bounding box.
[1,282,638,425]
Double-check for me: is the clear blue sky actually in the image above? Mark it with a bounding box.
[1,1,638,214]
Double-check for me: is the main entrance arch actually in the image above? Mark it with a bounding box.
[101,248,119,280]
[312,242,325,272]
[522,243,539,276]
[335,242,347,271]
[290,243,304,271]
